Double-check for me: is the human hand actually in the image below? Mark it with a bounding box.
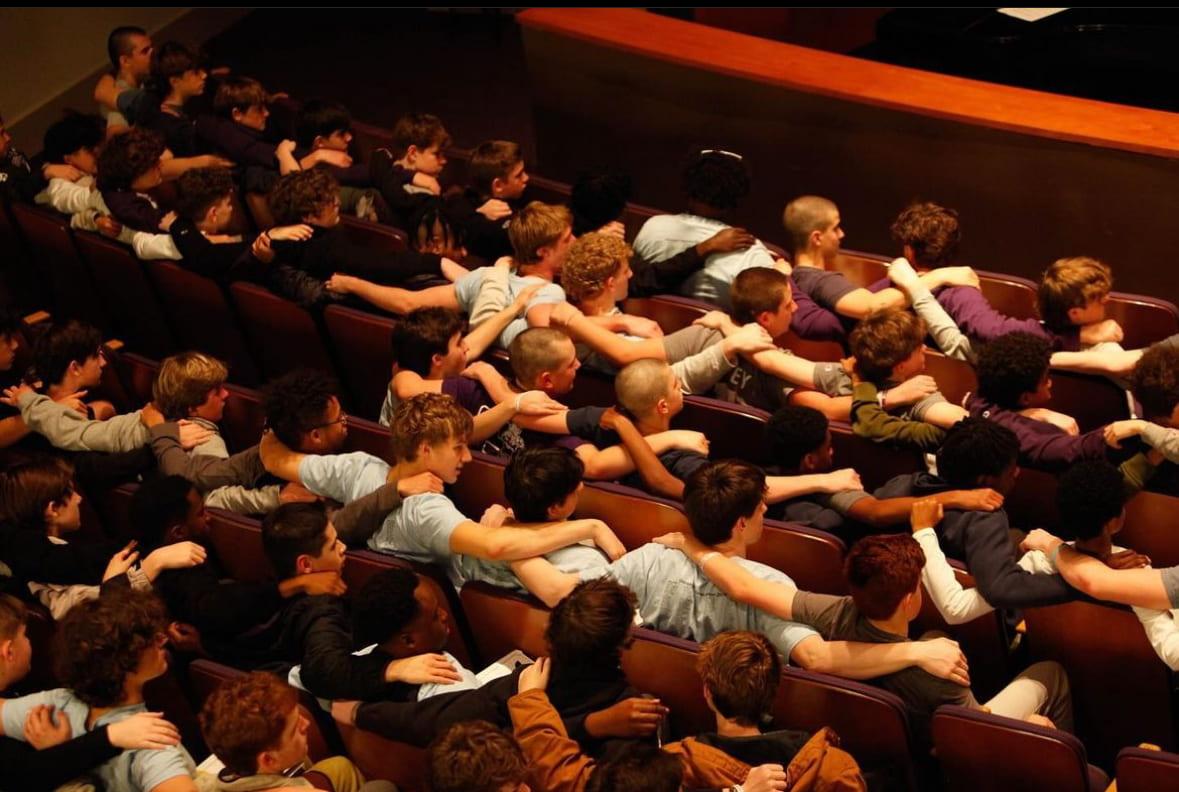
[773,257,792,276]
[1104,419,1146,449]
[910,498,943,533]
[1019,528,1064,555]
[139,402,164,428]
[290,570,347,597]
[698,226,755,256]
[251,232,275,264]
[477,199,512,221]
[884,375,938,408]
[494,255,515,270]
[514,390,567,417]
[177,419,214,450]
[330,700,360,726]
[591,521,626,561]
[511,283,543,313]
[103,541,140,582]
[106,711,181,749]
[652,531,686,550]
[385,652,463,685]
[820,468,862,494]
[166,622,203,654]
[158,211,177,232]
[588,696,668,738]
[887,257,920,289]
[722,323,775,357]
[43,163,85,182]
[518,656,551,693]
[743,763,789,792]
[200,155,235,169]
[24,705,72,749]
[930,266,980,290]
[1025,714,1056,729]
[481,504,510,529]
[397,471,444,498]
[460,360,503,385]
[599,405,625,430]
[915,637,970,687]
[144,541,207,573]
[596,220,626,239]
[412,172,442,195]
[618,315,663,339]
[1080,319,1124,346]
[664,429,709,456]
[692,310,738,335]
[53,389,89,415]
[267,223,315,242]
[1108,549,1152,570]
[0,383,34,408]
[325,273,358,295]
[95,215,123,239]
[276,140,297,157]
[313,149,353,169]
[947,489,1004,513]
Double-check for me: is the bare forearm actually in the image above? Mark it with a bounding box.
[795,637,919,679]
[613,419,683,498]
[471,400,516,443]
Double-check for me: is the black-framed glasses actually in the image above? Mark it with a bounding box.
[314,411,348,429]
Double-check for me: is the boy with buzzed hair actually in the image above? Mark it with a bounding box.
[371,112,452,231]
[445,139,530,261]
[93,26,153,133]
[260,392,624,588]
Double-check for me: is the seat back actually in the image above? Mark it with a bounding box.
[829,422,925,492]
[575,481,690,547]
[758,520,848,595]
[323,305,396,421]
[778,330,846,363]
[1106,292,1179,350]
[109,350,160,406]
[72,230,176,358]
[146,262,260,386]
[9,203,109,331]
[975,270,1040,320]
[448,452,508,518]
[206,509,274,583]
[1024,599,1178,766]
[221,383,268,454]
[931,705,1097,792]
[1115,746,1179,792]
[680,395,773,464]
[923,350,977,407]
[338,214,408,253]
[459,582,551,664]
[1044,369,1129,433]
[228,282,338,385]
[831,249,888,287]
[622,295,713,334]
[1121,490,1179,567]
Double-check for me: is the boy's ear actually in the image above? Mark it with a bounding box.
[231,107,244,123]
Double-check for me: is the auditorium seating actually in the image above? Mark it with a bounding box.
[1115,746,1179,792]
[228,281,339,388]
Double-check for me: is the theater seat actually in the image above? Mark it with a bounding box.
[759,520,848,595]
[1115,745,1179,792]
[975,271,1039,320]
[831,249,888,287]
[145,262,260,386]
[323,305,396,420]
[680,395,774,464]
[228,282,339,386]
[338,215,408,253]
[1107,292,1179,350]
[72,230,176,359]
[829,422,925,492]
[206,510,274,583]
[622,295,713,334]
[459,581,551,665]
[1121,490,1179,567]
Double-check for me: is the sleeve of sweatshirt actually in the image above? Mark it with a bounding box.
[149,423,264,492]
[914,527,996,625]
[332,482,403,548]
[628,246,706,298]
[670,341,734,395]
[1133,606,1179,671]
[36,178,106,216]
[202,484,281,515]
[1140,423,1179,464]
[293,597,400,701]
[508,689,596,792]
[850,382,947,452]
[1021,424,1110,469]
[962,513,1076,609]
[18,392,149,452]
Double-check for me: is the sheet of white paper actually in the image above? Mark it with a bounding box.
[476,648,533,685]
[997,8,1069,22]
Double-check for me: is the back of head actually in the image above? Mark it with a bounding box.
[975,332,1051,409]
[269,168,338,225]
[1037,257,1112,331]
[391,307,463,375]
[846,534,924,620]
[0,455,73,530]
[261,501,328,579]
[352,568,420,648]
[1057,460,1127,541]
[96,127,165,191]
[128,475,195,549]
[107,25,146,71]
[731,266,791,325]
[783,195,838,258]
[295,99,352,149]
[175,167,235,222]
[697,631,781,727]
[390,113,451,160]
[587,743,684,792]
[1131,343,1179,421]
[508,201,571,265]
[199,671,300,778]
[562,232,631,303]
[152,40,199,86]
[509,327,570,388]
[570,170,632,236]
[546,578,637,670]
[427,721,528,792]
[409,199,464,255]
[936,418,1019,489]
[683,149,750,212]
[615,358,671,418]
[153,350,228,420]
[848,309,925,384]
[683,460,766,545]
[388,392,473,463]
[0,593,27,644]
[766,405,828,469]
[42,113,104,165]
[468,139,522,196]
[889,202,961,268]
[55,589,167,707]
[33,319,102,388]
[213,76,267,119]
[262,368,339,449]
[504,446,585,522]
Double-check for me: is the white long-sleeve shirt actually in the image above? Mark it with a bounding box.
[34,176,182,261]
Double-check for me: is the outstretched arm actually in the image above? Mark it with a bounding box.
[450,517,621,564]
[1057,547,1173,610]
[509,556,583,606]
[326,274,459,314]
[258,429,307,483]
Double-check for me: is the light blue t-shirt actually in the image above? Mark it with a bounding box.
[632,214,775,310]
[1,690,195,791]
[453,267,566,349]
[581,543,818,661]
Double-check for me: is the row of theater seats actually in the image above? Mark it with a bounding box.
[60,344,1175,782]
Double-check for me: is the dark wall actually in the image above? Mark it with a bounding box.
[522,27,1179,306]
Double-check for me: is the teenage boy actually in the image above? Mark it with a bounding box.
[371,112,451,231]
[29,320,114,421]
[139,41,208,157]
[1102,343,1179,468]
[444,139,530,261]
[0,113,46,203]
[666,521,1073,747]
[0,593,183,790]
[93,26,153,133]
[198,671,394,791]
[427,721,531,792]
[259,392,625,588]
[512,460,971,684]
[632,149,785,310]
[294,99,368,187]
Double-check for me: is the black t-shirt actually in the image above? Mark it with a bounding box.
[564,406,710,488]
[791,266,859,311]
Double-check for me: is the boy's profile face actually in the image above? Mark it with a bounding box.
[610,259,633,302]
[0,333,19,372]
[235,103,269,132]
[305,521,346,573]
[1021,371,1053,408]
[423,433,472,484]
[129,158,164,192]
[495,161,529,199]
[816,211,844,262]
[761,290,798,339]
[308,195,341,228]
[207,195,233,232]
[539,338,580,396]
[267,705,311,772]
[174,68,207,99]
[410,143,447,176]
[318,128,353,152]
[76,349,107,388]
[437,332,468,377]
[1068,294,1109,326]
[64,146,99,177]
[891,344,926,383]
[122,34,154,80]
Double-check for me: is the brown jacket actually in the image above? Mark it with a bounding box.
[509,689,866,792]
